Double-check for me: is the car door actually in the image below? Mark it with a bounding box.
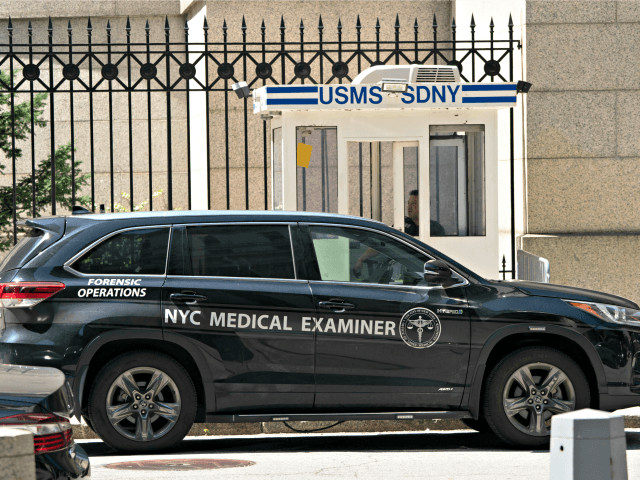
[162,222,315,414]
[299,223,471,411]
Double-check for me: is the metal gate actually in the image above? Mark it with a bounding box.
[0,13,519,274]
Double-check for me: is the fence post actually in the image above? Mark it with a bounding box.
[0,428,35,480]
[550,409,628,480]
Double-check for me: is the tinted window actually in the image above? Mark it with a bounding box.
[308,225,430,286]
[186,225,295,279]
[72,228,170,275]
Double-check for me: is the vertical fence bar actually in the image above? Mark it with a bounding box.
[394,15,399,65]
[204,16,211,210]
[242,16,249,209]
[318,16,323,83]
[184,19,192,211]
[509,13,516,279]
[337,19,342,83]
[88,18,95,211]
[489,18,494,83]
[165,17,173,210]
[470,15,476,82]
[9,18,16,243]
[48,18,56,215]
[432,15,437,65]
[375,18,380,65]
[223,19,230,210]
[451,17,456,69]
[68,21,76,208]
[126,18,134,211]
[107,20,114,212]
[413,18,418,63]
[356,16,361,75]
[28,21,36,218]
[145,20,153,211]
[261,20,267,210]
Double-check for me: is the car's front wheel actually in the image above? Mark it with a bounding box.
[88,350,196,452]
[483,346,590,448]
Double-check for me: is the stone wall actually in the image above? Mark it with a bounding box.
[521,0,640,302]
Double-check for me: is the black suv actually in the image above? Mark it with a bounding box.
[0,210,638,451]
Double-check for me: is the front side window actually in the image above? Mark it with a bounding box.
[308,225,430,286]
[72,228,170,275]
[186,225,295,279]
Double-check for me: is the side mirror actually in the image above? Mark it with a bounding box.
[423,260,458,287]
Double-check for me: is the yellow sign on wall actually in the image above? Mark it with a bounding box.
[297,143,313,168]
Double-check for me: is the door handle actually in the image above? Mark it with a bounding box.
[170,292,207,304]
[318,300,355,312]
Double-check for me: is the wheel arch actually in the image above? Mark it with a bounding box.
[74,329,216,422]
[466,325,605,419]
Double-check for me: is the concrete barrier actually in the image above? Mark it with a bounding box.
[550,409,627,480]
[0,428,35,480]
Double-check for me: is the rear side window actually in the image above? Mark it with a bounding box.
[186,225,295,279]
[72,227,170,275]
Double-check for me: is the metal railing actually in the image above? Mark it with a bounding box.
[516,250,550,283]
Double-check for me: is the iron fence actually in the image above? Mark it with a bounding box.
[0,12,519,275]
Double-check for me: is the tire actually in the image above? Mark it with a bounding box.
[483,346,590,448]
[461,417,493,434]
[88,350,197,452]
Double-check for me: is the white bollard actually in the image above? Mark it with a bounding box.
[0,428,35,480]
[550,408,627,480]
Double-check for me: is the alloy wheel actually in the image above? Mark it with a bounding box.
[502,362,576,436]
[105,367,181,442]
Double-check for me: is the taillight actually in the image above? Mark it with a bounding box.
[0,413,73,453]
[0,282,65,308]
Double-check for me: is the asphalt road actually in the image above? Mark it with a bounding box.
[80,429,640,479]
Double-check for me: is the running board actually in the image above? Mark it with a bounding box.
[205,411,472,423]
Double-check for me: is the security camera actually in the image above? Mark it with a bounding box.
[516,80,533,94]
[232,81,251,99]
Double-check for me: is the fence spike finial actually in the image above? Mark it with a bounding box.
[260,18,265,32]
[48,16,53,32]
[470,14,475,28]
[490,16,494,29]
[8,16,13,32]
[164,15,170,32]
[299,18,304,31]
[356,15,361,30]
[337,17,342,31]
[87,17,92,32]
[280,15,285,30]
[145,19,150,33]
[68,19,72,34]
[106,19,111,32]
[395,13,400,29]
[126,16,131,32]
[509,13,514,27]
[223,18,228,31]
[203,15,208,30]
[375,17,380,32]
[451,16,456,29]
[432,13,437,29]
[318,14,324,30]
[28,19,32,33]
[241,15,247,31]
[414,17,418,32]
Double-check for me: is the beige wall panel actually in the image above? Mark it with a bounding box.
[526,24,640,91]
[527,157,640,234]
[526,91,616,159]
[525,0,616,24]
[520,234,640,304]
[615,90,640,158]
[4,1,182,20]
[616,0,640,22]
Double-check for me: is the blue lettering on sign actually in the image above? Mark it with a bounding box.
[447,85,460,102]
[350,86,367,104]
[401,85,415,104]
[417,86,430,103]
[369,86,382,104]
[311,84,462,106]
[319,87,333,104]
[432,85,446,103]
[335,86,349,104]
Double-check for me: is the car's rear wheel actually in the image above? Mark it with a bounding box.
[88,350,196,452]
[484,347,590,448]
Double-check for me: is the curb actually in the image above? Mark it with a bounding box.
[71,416,640,440]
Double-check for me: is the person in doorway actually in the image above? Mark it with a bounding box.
[353,190,445,277]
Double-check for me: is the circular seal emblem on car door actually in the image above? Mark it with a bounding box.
[399,308,441,349]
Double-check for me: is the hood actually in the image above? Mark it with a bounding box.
[494,280,639,309]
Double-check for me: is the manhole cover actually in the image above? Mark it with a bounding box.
[105,459,255,471]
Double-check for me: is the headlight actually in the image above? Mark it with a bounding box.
[564,300,640,327]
